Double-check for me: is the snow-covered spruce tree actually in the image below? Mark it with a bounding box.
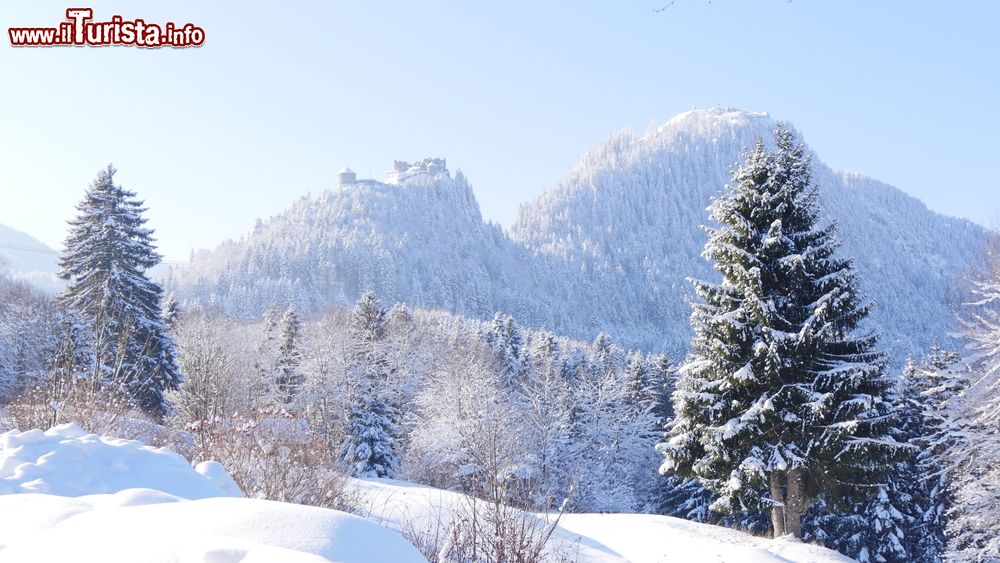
[338,289,397,478]
[340,398,396,478]
[808,346,963,563]
[483,312,526,387]
[646,351,714,520]
[162,293,180,330]
[275,304,303,405]
[647,353,675,426]
[895,346,961,562]
[659,128,900,539]
[625,352,657,414]
[251,306,280,407]
[57,165,181,419]
[943,262,1000,560]
[804,365,931,563]
[50,307,95,382]
[518,330,574,506]
[847,448,915,562]
[812,486,919,563]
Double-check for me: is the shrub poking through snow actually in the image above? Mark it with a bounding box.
[183,409,358,511]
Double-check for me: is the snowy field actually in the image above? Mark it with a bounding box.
[352,479,851,563]
[0,424,851,562]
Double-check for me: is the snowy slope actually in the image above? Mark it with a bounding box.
[0,223,61,292]
[172,108,990,362]
[0,425,425,562]
[0,425,850,562]
[351,478,851,563]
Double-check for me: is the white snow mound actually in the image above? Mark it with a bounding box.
[0,423,239,499]
[0,490,425,563]
[0,425,425,562]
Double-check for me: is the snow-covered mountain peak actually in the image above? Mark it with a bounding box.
[554,107,798,198]
[648,107,787,148]
[656,106,774,133]
[510,109,989,358]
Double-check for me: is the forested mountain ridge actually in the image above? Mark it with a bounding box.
[170,108,990,362]
[510,108,989,358]
[172,171,603,334]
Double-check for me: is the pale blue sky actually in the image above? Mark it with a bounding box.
[1,1,997,261]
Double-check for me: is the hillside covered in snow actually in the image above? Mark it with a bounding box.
[510,108,989,357]
[0,424,850,563]
[170,108,990,362]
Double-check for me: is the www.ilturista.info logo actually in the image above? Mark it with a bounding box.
[8,8,205,48]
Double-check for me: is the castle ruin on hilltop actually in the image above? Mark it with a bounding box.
[338,157,449,188]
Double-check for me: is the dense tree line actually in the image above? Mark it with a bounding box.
[168,296,669,512]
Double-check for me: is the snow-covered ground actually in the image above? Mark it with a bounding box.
[351,479,852,563]
[556,514,852,563]
[0,425,423,562]
[0,424,852,562]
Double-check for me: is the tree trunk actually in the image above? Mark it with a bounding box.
[785,467,805,539]
[769,471,786,538]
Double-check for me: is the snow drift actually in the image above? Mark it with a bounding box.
[0,491,424,563]
[0,424,424,563]
[0,423,239,498]
[351,478,852,563]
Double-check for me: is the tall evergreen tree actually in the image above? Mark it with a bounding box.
[624,352,656,412]
[938,268,1000,560]
[806,364,933,562]
[252,306,280,406]
[57,165,181,418]
[162,293,180,329]
[659,128,900,538]
[275,304,303,404]
[484,312,525,386]
[895,346,961,562]
[647,353,675,426]
[339,289,397,478]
